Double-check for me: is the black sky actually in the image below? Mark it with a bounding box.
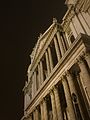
[0,0,67,120]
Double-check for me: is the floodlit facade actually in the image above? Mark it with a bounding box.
[22,0,90,120]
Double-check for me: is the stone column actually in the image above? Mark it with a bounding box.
[53,37,61,61]
[45,50,50,75]
[48,46,54,71]
[50,90,58,120]
[53,86,63,120]
[43,98,48,120]
[34,71,37,93]
[32,74,34,97]
[40,101,44,120]
[70,21,78,39]
[66,71,84,118]
[62,76,76,120]
[56,31,65,56]
[35,107,39,120]
[33,110,36,120]
[40,60,44,84]
[29,114,32,120]
[66,71,77,96]
[77,56,90,103]
[62,32,69,50]
[38,64,41,87]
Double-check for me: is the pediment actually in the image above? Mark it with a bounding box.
[30,23,56,63]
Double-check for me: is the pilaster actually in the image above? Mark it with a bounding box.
[56,31,65,56]
[53,86,63,120]
[62,76,76,120]
[50,90,58,120]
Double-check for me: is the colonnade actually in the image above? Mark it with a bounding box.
[28,51,90,120]
[30,29,69,98]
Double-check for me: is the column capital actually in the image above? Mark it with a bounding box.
[49,89,54,96]
[61,74,66,80]
[82,50,90,58]
[78,51,87,59]
[50,85,58,93]
[33,108,36,112]
[43,96,47,101]
[76,50,90,60]
[65,70,73,77]
[40,99,43,105]
[76,56,84,64]
[53,85,59,92]
[36,105,39,110]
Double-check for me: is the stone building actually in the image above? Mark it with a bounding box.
[21,0,90,120]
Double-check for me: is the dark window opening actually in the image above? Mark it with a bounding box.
[38,105,41,120]
[50,41,58,67]
[58,83,68,120]
[42,55,48,81]
[31,113,33,120]
[29,89,32,100]
[36,68,39,90]
[47,95,53,120]
[83,59,90,74]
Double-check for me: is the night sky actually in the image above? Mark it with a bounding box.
[0,0,67,120]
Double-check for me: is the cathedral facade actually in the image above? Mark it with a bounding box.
[21,0,90,120]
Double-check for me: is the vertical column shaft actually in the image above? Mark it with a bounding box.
[40,60,44,84]
[56,31,65,56]
[32,75,34,97]
[38,64,41,87]
[35,107,39,120]
[66,71,84,119]
[48,46,54,71]
[66,71,77,96]
[29,115,32,120]
[50,90,58,120]
[43,98,48,120]
[45,50,50,75]
[34,71,37,93]
[62,76,76,120]
[40,101,44,120]
[77,56,90,103]
[33,111,36,120]
[62,32,69,50]
[53,86,63,120]
[53,37,61,61]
